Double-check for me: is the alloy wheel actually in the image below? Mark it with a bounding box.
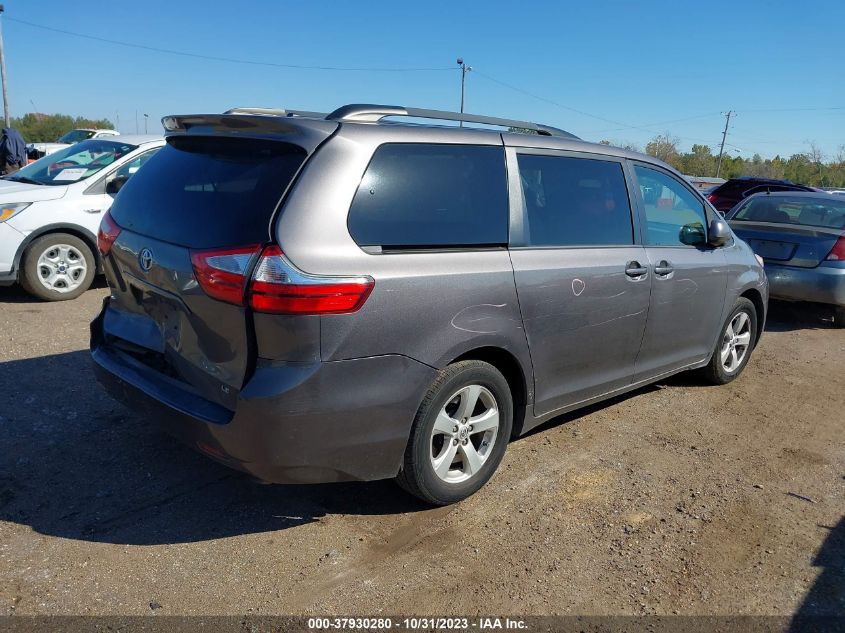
[720,310,752,373]
[429,384,500,484]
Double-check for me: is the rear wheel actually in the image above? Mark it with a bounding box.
[19,233,95,301]
[701,297,758,384]
[396,360,512,505]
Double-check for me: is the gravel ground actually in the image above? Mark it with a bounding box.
[0,283,842,617]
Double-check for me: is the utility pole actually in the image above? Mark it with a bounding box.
[143,113,148,134]
[0,5,11,127]
[456,57,471,125]
[716,110,734,178]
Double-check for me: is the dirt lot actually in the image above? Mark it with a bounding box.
[0,282,842,617]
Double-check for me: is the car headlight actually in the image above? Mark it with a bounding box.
[0,202,31,222]
[755,254,765,267]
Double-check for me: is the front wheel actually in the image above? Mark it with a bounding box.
[19,233,96,301]
[701,297,758,385]
[396,360,513,505]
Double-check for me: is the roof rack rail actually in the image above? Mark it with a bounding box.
[325,104,579,139]
[225,107,328,118]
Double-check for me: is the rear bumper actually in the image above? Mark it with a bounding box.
[91,310,436,484]
[764,262,845,306]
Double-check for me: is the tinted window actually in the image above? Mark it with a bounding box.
[111,137,306,248]
[517,154,633,246]
[733,196,845,229]
[348,144,508,248]
[634,165,707,247]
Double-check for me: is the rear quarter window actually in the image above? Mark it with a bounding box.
[347,143,508,249]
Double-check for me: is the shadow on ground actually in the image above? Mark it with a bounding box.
[765,300,839,332]
[0,350,427,546]
[790,515,845,630]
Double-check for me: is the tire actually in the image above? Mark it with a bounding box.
[396,360,513,505]
[19,233,96,301]
[834,306,845,329]
[700,297,758,385]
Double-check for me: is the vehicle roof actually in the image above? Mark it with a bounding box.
[727,176,797,184]
[744,190,840,200]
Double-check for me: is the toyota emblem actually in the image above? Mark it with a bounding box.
[138,248,154,272]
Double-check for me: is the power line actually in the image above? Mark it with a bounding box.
[586,112,723,135]
[473,70,723,146]
[6,17,455,72]
[473,69,633,128]
[737,105,845,113]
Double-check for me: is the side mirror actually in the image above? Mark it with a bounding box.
[708,218,731,247]
[679,223,706,246]
[106,175,128,195]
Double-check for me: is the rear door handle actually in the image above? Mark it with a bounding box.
[625,261,648,278]
[654,260,674,277]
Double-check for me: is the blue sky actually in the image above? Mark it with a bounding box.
[4,0,844,159]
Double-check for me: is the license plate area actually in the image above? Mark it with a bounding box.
[749,239,797,261]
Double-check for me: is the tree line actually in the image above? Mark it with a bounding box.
[604,134,845,188]
[11,113,115,144]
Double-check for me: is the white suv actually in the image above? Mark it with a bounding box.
[0,135,164,300]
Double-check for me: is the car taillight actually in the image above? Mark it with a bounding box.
[707,194,717,203]
[825,236,845,261]
[190,245,261,305]
[190,244,375,314]
[97,211,122,255]
[249,245,374,315]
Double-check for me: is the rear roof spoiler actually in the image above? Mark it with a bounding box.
[160,113,338,154]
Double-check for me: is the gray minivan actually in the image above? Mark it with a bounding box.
[91,104,768,505]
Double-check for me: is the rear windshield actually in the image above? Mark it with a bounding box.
[732,196,845,229]
[111,136,306,248]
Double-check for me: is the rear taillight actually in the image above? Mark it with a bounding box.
[190,245,261,305]
[249,245,374,315]
[825,236,845,261]
[190,244,375,314]
[97,211,122,255]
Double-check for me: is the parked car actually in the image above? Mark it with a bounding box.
[26,128,120,160]
[707,177,816,214]
[0,135,164,300]
[90,105,767,505]
[726,191,845,325]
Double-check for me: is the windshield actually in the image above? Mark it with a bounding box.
[4,139,138,186]
[731,195,845,230]
[58,129,96,144]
